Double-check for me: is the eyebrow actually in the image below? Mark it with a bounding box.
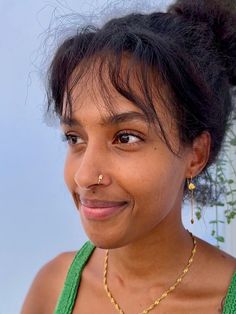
[60,111,148,127]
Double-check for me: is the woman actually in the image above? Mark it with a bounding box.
[21,0,236,313]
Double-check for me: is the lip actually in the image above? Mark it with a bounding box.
[79,198,128,220]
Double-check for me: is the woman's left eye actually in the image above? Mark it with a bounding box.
[113,131,143,145]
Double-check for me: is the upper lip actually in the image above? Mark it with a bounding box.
[80,198,127,208]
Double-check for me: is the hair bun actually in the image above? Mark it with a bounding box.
[167,0,236,86]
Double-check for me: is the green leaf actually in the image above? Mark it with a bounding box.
[219,177,224,182]
[226,191,233,195]
[225,211,236,224]
[227,201,236,206]
[216,236,225,243]
[215,202,225,207]
[228,179,234,184]
[229,212,236,218]
[230,138,236,146]
[195,211,201,220]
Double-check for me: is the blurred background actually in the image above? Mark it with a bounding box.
[0,1,235,313]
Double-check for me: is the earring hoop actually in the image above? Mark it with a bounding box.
[98,174,103,185]
[187,175,196,224]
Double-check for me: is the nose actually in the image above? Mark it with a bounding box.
[73,142,112,190]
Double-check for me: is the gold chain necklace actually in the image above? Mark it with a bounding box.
[103,233,197,314]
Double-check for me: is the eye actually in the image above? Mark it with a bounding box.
[61,133,83,145]
[114,131,143,145]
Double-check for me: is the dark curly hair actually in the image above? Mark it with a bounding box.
[46,0,236,204]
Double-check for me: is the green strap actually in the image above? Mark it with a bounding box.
[54,241,95,314]
[223,271,236,314]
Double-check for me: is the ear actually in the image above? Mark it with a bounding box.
[185,131,211,178]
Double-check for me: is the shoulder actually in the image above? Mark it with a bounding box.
[20,250,77,314]
[197,237,236,270]
[195,237,236,295]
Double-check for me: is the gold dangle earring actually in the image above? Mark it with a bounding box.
[187,175,196,224]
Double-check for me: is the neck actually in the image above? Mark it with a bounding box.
[107,223,194,287]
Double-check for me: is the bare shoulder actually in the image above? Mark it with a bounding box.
[20,251,77,314]
[196,237,236,291]
[197,237,236,267]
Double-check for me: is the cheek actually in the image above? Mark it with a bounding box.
[123,153,185,210]
[64,153,75,192]
[122,153,174,191]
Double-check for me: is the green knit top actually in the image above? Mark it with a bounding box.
[54,241,236,314]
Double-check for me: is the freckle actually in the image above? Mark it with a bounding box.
[154,147,157,150]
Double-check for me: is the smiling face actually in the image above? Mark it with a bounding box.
[60,66,196,249]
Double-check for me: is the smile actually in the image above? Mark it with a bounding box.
[80,201,128,220]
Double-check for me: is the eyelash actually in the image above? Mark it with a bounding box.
[114,131,144,145]
[61,131,144,147]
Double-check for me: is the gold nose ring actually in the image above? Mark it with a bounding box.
[98,174,103,184]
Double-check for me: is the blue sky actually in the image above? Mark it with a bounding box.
[0,1,220,313]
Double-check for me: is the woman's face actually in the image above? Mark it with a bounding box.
[61,75,193,249]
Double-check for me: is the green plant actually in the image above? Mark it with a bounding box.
[195,118,236,247]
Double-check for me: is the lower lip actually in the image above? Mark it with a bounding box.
[80,203,128,220]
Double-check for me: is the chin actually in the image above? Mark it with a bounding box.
[82,222,130,249]
[79,205,134,249]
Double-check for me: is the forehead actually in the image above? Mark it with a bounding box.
[63,76,144,116]
[61,88,151,130]
[62,54,170,123]
[61,83,171,137]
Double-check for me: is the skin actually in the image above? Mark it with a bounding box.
[21,68,236,314]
